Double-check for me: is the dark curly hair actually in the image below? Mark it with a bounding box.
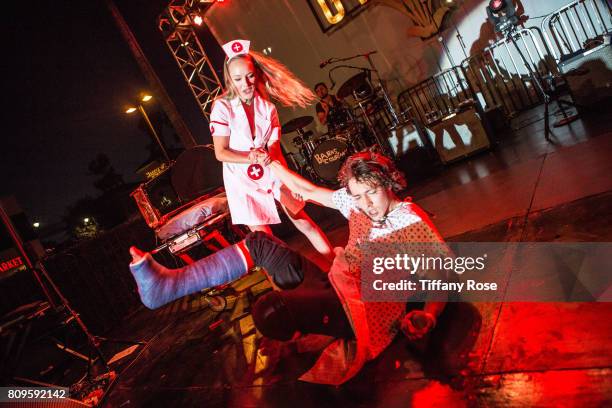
[337,149,407,193]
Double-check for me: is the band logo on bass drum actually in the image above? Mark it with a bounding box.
[314,148,346,165]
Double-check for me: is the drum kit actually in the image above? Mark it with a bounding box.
[282,69,402,185]
[281,113,360,184]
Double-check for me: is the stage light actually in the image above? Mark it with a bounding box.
[33,222,40,228]
[487,0,519,34]
[83,218,90,224]
[193,14,203,26]
[141,94,153,102]
[125,107,137,114]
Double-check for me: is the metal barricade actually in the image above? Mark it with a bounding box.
[461,28,555,117]
[542,0,612,63]
[396,66,475,125]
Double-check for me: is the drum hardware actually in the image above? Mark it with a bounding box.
[332,67,397,157]
[332,123,368,152]
[300,137,320,158]
[285,152,303,172]
[326,104,355,134]
[282,115,318,174]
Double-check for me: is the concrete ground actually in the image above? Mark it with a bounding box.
[99,106,612,407]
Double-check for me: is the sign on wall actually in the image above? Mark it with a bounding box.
[306,0,372,33]
[306,0,453,38]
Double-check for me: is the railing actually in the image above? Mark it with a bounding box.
[463,28,554,117]
[397,66,474,125]
[542,0,612,63]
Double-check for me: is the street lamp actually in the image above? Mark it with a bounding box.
[125,94,170,163]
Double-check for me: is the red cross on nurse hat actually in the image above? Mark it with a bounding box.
[222,39,250,60]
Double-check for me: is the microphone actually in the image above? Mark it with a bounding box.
[319,58,333,68]
[330,79,336,90]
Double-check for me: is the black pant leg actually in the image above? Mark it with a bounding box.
[245,231,327,289]
[252,285,354,340]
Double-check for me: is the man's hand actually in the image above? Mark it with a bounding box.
[400,310,436,340]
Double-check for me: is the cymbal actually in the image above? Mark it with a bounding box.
[337,72,369,99]
[282,116,313,134]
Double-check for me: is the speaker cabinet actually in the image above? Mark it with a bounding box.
[424,107,491,164]
[131,146,224,229]
[131,167,182,229]
[559,43,612,111]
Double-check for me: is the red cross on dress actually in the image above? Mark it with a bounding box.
[247,163,263,180]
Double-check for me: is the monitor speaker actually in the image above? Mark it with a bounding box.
[424,107,491,164]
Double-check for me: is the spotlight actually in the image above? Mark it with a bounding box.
[193,14,203,26]
[486,0,519,34]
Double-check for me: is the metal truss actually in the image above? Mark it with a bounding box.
[158,1,223,120]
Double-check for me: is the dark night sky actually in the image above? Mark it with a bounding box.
[1,1,215,227]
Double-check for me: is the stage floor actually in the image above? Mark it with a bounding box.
[98,106,611,407]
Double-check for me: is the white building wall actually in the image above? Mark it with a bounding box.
[205,0,575,147]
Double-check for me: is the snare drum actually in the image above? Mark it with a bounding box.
[310,138,350,183]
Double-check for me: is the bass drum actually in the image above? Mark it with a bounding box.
[310,138,349,183]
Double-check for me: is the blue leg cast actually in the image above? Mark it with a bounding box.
[129,245,248,309]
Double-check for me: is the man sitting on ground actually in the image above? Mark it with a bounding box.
[128,150,447,385]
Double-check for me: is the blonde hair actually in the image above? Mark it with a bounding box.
[222,51,316,108]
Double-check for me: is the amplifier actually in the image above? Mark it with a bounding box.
[131,146,224,229]
[424,107,491,164]
[131,166,182,229]
[559,43,612,110]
